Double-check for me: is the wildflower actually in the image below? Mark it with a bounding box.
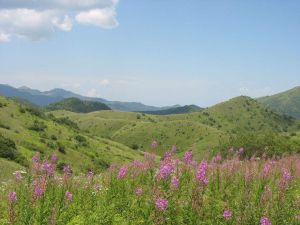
[163,151,172,160]
[87,171,94,179]
[196,160,209,185]
[8,192,17,203]
[171,176,179,189]
[159,160,175,179]
[14,171,23,181]
[282,168,292,182]
[118,165,128,179]
[155,198,168,211]
[262,162,272,178]
[260,217,272,225]
[223,209,232,220]
[42,161,55,175]
[33,177,46,198]
[94,183,101,192]
[51,153,58,162]
[295,214,300,220]
[63,165,71,175]
[184,150,193,165]
[135,187,143,197]
[213,154,222,163]
[151,140,158,149]
[32,154,39,162]
[131,160,142,168]
[65,191,73,202]
[238,147,245,155]
[171,145,177,153]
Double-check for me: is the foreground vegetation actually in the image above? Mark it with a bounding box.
[1,144,300,224]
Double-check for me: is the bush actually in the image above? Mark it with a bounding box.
[0,135,18,160]
[58,143,66,154]
[74,135,88,146]
[132,143,139,150]
[28,120,47,132]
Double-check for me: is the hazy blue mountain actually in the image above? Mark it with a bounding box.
[0,84,62,106]
[0,84,177,112]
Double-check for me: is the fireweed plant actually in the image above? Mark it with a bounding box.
[1,144,300,224]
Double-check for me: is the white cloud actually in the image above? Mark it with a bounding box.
[239,87,249,93]
[86,88,99,97]
[76,8,118,28]
[99,79,110,86]
[0,32,10,42]
[0,0,119,42]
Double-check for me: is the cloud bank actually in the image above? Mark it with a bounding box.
[0,0,119,42]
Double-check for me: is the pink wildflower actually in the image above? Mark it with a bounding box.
[32,154,39,162]
[51,153,58,162]
[155,198,168,211]
[151,140,158,149]
[260,217,272,225]
[159,160,175,179]
[8,192,17,203]
[42,161,55,175]
[65,191,73,202]
[184,150,193,165]
[87,171,94,179]
[223,209,232,220]
[213,154,222,163]
[196,160,209,185]
[14,171,23,181]
[135,187,143,197]
[118,165,128,179]
[63,165,72,174]
[171,176,179,189]
[238,147,245,155]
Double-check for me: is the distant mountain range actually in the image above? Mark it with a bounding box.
[1,84,300,118]
[257,86,300,118]
[0,84,178,112]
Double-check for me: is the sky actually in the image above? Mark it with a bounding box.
[0,0,299,107]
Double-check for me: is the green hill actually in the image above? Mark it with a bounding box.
[257,86,300,118]
[51,96,300,158]
[0,96,142,173]
[139,105,202,115]
[47,97,111,113]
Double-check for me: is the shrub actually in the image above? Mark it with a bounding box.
[28,120,47,132]
[0,135,18,160]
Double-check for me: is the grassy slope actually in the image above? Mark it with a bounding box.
[47,97,111,113]
[257,86,300,118]
[0,158,24,183]
[164,96,294,133]
[51,96,300,159]
[0,96,142,173]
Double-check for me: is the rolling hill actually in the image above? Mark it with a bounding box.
[47,97,111,113]
[139,105,202,115]
[0,96,143,175]
[51,95,300,158]
[257,86,300,118]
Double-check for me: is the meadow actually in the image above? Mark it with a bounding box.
[1,144,300,225]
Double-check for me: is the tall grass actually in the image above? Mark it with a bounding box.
[1,146,300,225]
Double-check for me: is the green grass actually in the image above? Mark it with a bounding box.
[51,96,300,159]
[258,86,300,118]
[0,96,142,173]
[0,158,24,183]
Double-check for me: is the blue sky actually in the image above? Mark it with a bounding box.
[0,0,299,107]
